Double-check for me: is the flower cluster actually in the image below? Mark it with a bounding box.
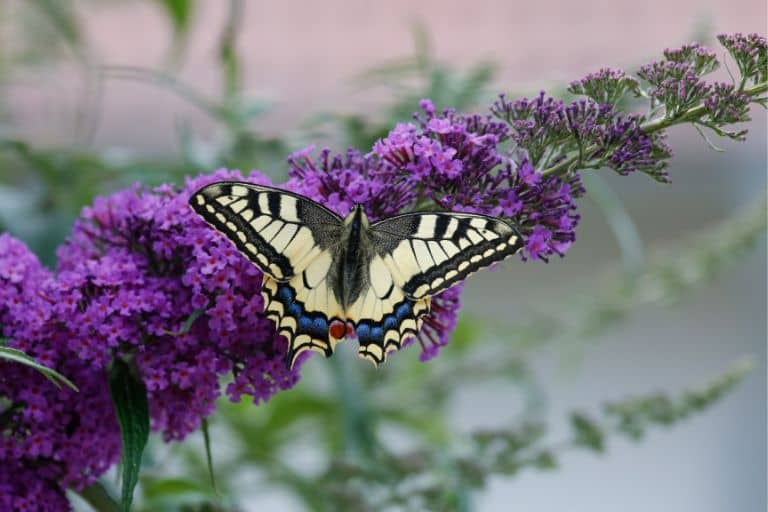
[56,169,300,438]
[0,235,121,509]
[287,145,416,221]
[0,170,302,508]
[492,93,671,182]
[662,43,719,76]
[704,82,752,126]
[717,33,767,85]
[490,91,570,165]
[568,68,641,105]
[638,61,710,116]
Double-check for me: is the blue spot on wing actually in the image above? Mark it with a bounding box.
[383,316,398,331]
[299,316,312,331]
[356,323,371,342]
[396,303,411,320]
[312,317,328,334]
[279,286,293,302]
[288,302,302,317]
[271,282,332,352]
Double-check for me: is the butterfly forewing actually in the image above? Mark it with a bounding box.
[370,212,524,299]
[190,182,342,281]
[190,182,346,367]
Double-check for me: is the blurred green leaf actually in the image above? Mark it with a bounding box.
[110,359,150,512]
[78,481,122,512]
[201,419,217,493]
[29,0,81,51]
[218,0,244,99]
[157,0,196,38]
[570,412,605,452]
[141,477,215,501]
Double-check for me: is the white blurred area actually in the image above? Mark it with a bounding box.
[6,1,766,510]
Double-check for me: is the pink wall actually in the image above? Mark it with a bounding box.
[6,0,767,153]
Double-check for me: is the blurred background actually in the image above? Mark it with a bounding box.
[0,1,765,511]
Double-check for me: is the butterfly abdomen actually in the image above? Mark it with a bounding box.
[337,205,371,309]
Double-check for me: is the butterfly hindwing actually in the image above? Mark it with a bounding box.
[354,295,431,366]
[370,212,524,299]
[190,182,342,281]
[261,275,345,368]
[344,262,431,365]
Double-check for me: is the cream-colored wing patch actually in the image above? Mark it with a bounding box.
[190,182,342,282]
[371,212,524,300]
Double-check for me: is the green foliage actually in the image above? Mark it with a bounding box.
[110,359,151,511]
[604,359,753,440]
[157,0,196,40]
[0,344,79,391]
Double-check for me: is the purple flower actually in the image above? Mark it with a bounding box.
[0,235,121,503]
[412,285,463,361]
[288,147,417,221]
[662,43,719,76]
[717,33,767,85]
[55,169,301,440]
[568,68,641,104]
[638,60,711,116]
[490,92,568,165]
[370,102,586,262]
[704,82,752,127]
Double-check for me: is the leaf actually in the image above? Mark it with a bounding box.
[76,481,122,512]
[29,0,81,49]
[157,0,196,38]
[109,359,150,512]
[570,412,605,452]
[0,346,79,391]
[201,418,218,492]
[141,477,215,501]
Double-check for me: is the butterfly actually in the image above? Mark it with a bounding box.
[189,182,524,368]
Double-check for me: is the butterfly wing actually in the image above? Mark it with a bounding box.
[261,273,346,368]
[189,182,342,281]
[345,212,523,366]
[190,182,345,367]
[369,211,524,299]
[345,271,431,366]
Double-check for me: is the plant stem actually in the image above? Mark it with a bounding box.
[329,354,377,461]
[541,80,768,178]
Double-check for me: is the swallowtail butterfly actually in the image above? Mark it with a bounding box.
[190,182,523,368]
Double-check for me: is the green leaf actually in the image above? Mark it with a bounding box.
[29,0,81,50]
[141,477,215,501]
[0,345,79,391]
[570,412,605,452]
[109,359,150,512]
[157,0,196,38]
[201,418,217,492]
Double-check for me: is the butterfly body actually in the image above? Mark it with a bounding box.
[190,182,523,368]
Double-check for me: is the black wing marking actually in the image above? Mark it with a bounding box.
[189,182,342,281]
[369,212,524,299]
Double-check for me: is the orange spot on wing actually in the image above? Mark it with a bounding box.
[329,321,346,340]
